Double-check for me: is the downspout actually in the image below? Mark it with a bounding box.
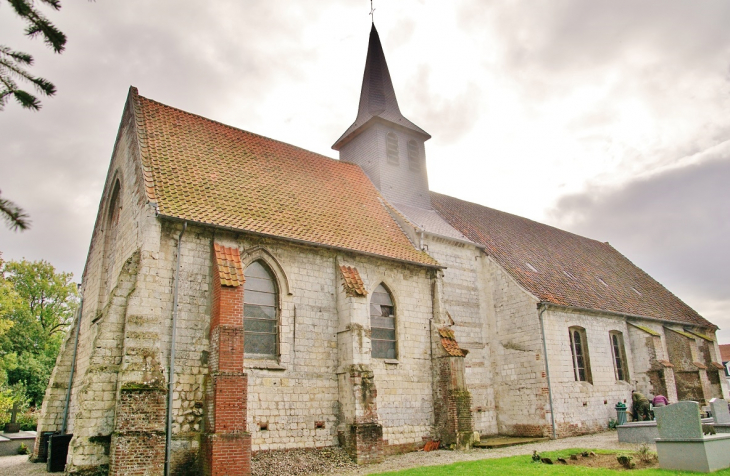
[538,302,557,439]
[165,221,187,476]
[61,296,84,434]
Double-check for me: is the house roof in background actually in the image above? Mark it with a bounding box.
[431,192,714,328]
[720,344,730,362]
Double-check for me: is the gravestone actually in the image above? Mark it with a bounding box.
[3,402,20,433]
[655,401,703,439]
[655,401,730,472]
[711,399,730,424]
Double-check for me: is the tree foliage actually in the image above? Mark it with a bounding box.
[0,0,66,111]
[0,256,78,406]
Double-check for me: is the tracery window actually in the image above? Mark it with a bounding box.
[386,132,399,165]
[244,260,278,357]
[569,326,592,383]
[370,284,396,359]
[610,331,629,381]
[407,140,420,171]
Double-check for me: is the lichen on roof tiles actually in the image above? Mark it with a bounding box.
[340,265,367,297]
[438,327,468,357]
[431,192,713,328]
[213,243,244,287]
[133,92,437,268]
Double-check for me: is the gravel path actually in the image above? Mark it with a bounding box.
[0,455,47,475]
[0,431,641,476]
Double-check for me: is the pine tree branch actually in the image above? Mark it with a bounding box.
[0,191,31,231]
[7,0,67,53]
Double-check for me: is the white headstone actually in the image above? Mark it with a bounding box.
[655,401,703,440]
[711,398,730,424]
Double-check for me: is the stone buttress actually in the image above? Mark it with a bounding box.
[202,243,252,476]
[335,262,384,463]
[430,270,474,448]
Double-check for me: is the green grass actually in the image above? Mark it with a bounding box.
[371,448,730,475]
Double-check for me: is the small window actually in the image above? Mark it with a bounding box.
[569,326,592,383]
[108,179,122,228]
[407,140,420,171]
[370,284,396,359]
[610,331,629,381]
[386,132,399,165]
[244,261,278,357]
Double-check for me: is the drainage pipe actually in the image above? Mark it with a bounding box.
[61,297,84,434]
[165,221,187,476]
[538,302,557,439]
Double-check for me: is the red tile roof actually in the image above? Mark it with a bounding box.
[131,88,437,268]
[431,192,714,328]
[438,327,469,357]
[720,344,730,362]
[340,265,367,297]
[213,243,244,287]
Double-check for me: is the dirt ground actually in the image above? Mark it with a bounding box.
[0,431,648,475]
[545,452,658,471]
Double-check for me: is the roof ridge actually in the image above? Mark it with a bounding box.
[136,93,360,169]
[130,86,157,205]
[600,241,710,327]
[430,191,609,247]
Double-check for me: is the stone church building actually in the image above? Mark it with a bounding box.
[36,25,726,475]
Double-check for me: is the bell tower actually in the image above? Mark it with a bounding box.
[333,24,432,210]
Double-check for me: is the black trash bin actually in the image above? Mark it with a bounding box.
[47,433,73,472]
[37,431,57,463]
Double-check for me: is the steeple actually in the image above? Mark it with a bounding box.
[332,24,430,151]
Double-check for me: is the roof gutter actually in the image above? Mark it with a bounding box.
[165,221,186,476]
[537,303,556,439]
[156,214,444,270]
[536,302,716,333]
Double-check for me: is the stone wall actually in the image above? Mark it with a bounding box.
[339,123,431,210]
[424,237,497,436]
[34,90,162,472]
[542,308,634,436]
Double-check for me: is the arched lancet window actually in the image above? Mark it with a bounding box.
[386,132,399,165]
[569,326,592,383]
[610,331,629,381]
[244,261,278,357]
[108,179,122,227]
[407,140,420,171]
[370,284,396,359]
[100,178,122,305]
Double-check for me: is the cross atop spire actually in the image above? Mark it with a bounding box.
[370,0,375,24]
[332,24,430,150]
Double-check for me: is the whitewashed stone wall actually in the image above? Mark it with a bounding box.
[158,229,438,453]
[423,236,497,435]
[481,257,551,436]
[543,308,634,435]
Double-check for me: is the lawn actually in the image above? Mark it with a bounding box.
[372,448,730,475]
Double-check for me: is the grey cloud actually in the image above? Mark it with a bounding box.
[547,150,730,323]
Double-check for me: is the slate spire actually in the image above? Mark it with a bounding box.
[333,24,430,150]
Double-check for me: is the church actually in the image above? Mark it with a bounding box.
[35,24,726,475]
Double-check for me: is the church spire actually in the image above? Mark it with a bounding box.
[332,24,430,151]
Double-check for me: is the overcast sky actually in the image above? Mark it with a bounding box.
[1,1,728,340]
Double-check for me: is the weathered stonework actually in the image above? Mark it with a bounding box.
[37,29,725,474]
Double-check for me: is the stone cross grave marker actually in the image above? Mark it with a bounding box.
[3,401,20,433]
[711,398,730,424]
[655,401,703,439]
